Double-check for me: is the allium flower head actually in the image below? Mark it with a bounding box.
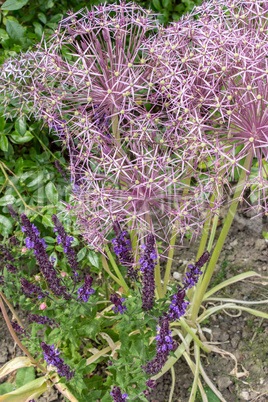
[146,0,268,216]
[0,2,158,152]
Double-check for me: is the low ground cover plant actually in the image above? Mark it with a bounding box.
[0,0,268,401]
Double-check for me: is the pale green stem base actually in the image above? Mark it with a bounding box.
[191,153,252,322]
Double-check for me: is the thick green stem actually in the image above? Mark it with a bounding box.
[104,245,129,294]
[191,153,252,321]
[196,193,216,259]
[163,227,176,295]
[188,209,219,304]
[163,176,192,297]
[180,318,211,353]
[101,253,129,295]
[189,344,200,402]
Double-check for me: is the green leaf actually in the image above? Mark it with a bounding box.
[15,117,26,136]
[88,250,99,268]
[10,131,33,144]
[0,116,6,132]
[0,135,8,152]
[162,0,171,7]
[37,12,47,24]
[0,215,12,235]
[152,0,162,10]
[0,376,48,401]
[6,19,26,46]
[16,367,35,389]
[0,383,14,395]
[204,387,221,401]
[33,22,42,39]
[42,215,54,227]
[25,173,44,187]
[77,247,87,262]
[0,194,15,206]
[1,0,29,10]
[45,182,58,205]
[15,157,23,175]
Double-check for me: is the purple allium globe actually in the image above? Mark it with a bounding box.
[146,0,268,215]
[0,2,158,149]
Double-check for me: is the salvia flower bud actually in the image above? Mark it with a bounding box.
[143,379,157,397]
[10,321,26,335]
[40,342,74,380]
[112,221,137,280]
[110,293,127,314]
[20,278,49,300]
[20,214,69,299]
[142,317,178,376]
[140,234,157,311]
[110,386,128,402]
[182,251,210,290]
[77,274,95,302]
[52,214,80,278]
[165,285,189,322]
[29,314,59,327]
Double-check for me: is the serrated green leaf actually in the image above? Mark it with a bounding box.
[0,135,8,152]
[15,367,35,389]
[1,0,29,11]
[15,117,26,136]
[45,182,58,205]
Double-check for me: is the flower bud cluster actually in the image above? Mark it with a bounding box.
[28,314,59,328]
[142,316,178,376]
[112,221,137,280]
[110,293,127,314]
[21,214,69,298]
[20,278,49,300]
[140,234,157,311]
[10,321,26,335]
[52,214,80,278]
[40,342,74,380]
[110,386,128,402]
[77,274,95,302]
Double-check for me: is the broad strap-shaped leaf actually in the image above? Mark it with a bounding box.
[0,376,49,401]
[0,357,35,380]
